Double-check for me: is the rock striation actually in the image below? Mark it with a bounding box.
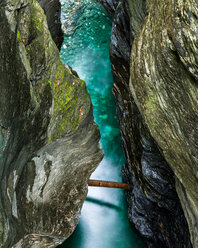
[37,0,63,50]
[96,0,119,15]
[129,0,198,246]
[0,0,103,247]
[98,0,198,247]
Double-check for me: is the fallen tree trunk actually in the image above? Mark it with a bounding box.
[88,179,132,190]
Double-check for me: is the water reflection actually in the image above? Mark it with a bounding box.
[59,0,145,247]
[86,197,122,211]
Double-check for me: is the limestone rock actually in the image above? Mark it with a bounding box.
[0,0,103,247]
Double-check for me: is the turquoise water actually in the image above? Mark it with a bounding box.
[59,1,145,247]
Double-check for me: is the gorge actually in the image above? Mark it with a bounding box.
[0,0,197,247]
[59,1,145,247]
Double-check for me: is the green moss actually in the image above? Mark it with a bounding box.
[48,60,90,141]
[145,85,157,108]
[17,31,21,42]
[146,91,157,109]
[32,0,43,33]
[145,85,158,128]
[17,0,91,142]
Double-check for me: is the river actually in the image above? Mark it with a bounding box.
[58,1,145,247]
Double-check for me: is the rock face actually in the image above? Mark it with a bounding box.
[37,0,63,50]
[102,0,197,247]
[0,0,103,247]
[96,0,119,15]
[129,0,198,246]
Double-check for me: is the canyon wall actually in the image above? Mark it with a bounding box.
[37,0,63,50]
[104,0,197,247]
[129,0,198,246]
[96,0,119,15]
[0,0,103,247]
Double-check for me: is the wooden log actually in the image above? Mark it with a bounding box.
[88,179,132,190]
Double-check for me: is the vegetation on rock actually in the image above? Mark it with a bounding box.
[0,0,103,247]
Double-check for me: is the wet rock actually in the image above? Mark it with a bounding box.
[96,0,119,15]
[38,0,64,50]
[109,0,193,247]
[0,0,103,247]
[122,127,192,247]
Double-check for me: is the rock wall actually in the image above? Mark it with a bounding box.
[102,0,197,247]
[129,0,198,247]
[37,0,63,50]
[0,0,103,247]
[96,0,119,15]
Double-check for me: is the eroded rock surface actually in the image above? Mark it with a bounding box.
[96,0,119,15]
[105,0,197,247]
[38,0,63,50]
[0,0,103,247]
[130,0,198,247]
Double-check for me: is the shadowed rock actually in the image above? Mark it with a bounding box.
[96,0,119,15]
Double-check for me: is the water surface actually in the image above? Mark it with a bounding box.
[59,1,145,247]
